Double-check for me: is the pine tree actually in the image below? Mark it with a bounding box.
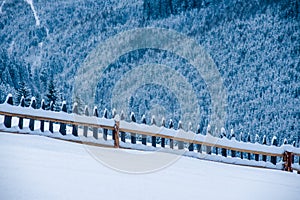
[45,79,58,110]
[16,81,31,106]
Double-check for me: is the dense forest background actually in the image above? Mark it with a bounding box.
[0,0,299,144]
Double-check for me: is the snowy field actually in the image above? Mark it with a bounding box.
[0,132,299,200]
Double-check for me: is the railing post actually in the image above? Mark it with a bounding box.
[177,121,184,150]
[247,133,251,160]
[120,111,126,142]
[72,103,78,137]
[102,108,108,140]
[83,106,89,137]
[29,97,36,131]
[4,94,13,128]
[92,106,99,139]
[49,101,54,133]
[291,141,295,164]
[239,132,243,159]
[141,115,147,145]
[230,129,236,157]
[114,116,120,148]
[196,125,202,153]
[254,134,259,161]
[262,135,267,162]
[215,128,219,155]
[130,112,136,144]
[206,125,211,154]
[161,118,166,148]
[188,122,194,151]
[59,101,67,135]
[40,100,45,132]
[18,96,25,129]
[111,109,117,140]
[221,127,227,157]
[283,151,293,172]
[151,115,156,147]
[169,119,174,149]
[271,136,278,165]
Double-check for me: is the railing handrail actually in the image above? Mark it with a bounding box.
[0,95,299,174]
[1,103,299,157]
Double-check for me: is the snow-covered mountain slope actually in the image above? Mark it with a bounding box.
[0,0,299,144]
[0,132,299,200]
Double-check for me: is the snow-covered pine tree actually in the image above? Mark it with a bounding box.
[16,81,31,106]
[45,79,59,110]
[73,94,85,115]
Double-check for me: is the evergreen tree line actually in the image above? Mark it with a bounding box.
[15,79,61,111]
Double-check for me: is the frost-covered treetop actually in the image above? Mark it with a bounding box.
[271,136,278,146]
[221,127,226,137]
[114,114,120,121]
[151,115,156,125]
[112,108,117,117]
[188,122,192,131]
[207,124,211,132]
[230,129,235,138]
[255,134,259,143]
[178,121,183,129]
[103,108,108,118]
[120,110,125,120]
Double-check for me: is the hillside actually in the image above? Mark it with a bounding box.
[0,0,299,143]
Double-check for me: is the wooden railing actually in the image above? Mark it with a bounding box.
[0,94,299,173]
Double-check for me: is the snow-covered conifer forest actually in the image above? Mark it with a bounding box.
[0,0,299,143]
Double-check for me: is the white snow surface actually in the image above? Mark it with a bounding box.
[25,0,40,26]
[0,132,299,200]
[0,1,5,13]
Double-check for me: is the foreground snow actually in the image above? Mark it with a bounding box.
[0,132,299,200]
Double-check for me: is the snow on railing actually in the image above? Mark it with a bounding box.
[0,94,299,174]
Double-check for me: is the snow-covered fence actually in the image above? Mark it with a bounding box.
[0,94,300,174]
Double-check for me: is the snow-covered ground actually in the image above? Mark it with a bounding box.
[0,132,299,200]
